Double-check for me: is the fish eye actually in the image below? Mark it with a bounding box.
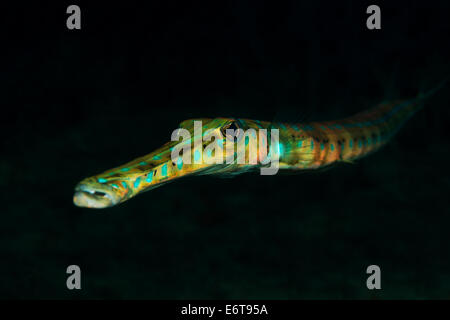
[226,122,239,132]
[221,121,242,141]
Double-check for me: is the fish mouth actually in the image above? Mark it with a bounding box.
[73,183,119,209]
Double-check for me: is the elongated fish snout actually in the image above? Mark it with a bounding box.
[73,182,120,209]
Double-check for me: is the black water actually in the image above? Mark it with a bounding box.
[1,1,450,299]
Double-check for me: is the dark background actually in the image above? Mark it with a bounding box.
[1,0,449,299]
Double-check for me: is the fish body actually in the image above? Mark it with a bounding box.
[73,93,431,209]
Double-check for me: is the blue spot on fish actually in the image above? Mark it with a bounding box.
[330,144,335,151]
[278,143,284,155]
[111,184,119,189]
[349,139,353,148]
[121,168,130,172]
[320,143,324,150]
[153,155,161,160]
[194,150,201,162]
[310,140,314,150]
[298,140,303,148]
[134,177,141,189]
[145,172,153,183]
[121,181,128,189]
[161,164,168,176]
[177,157,183,170]
[139,161,147,166]
[98,178,107,183]
[358,140,362,148]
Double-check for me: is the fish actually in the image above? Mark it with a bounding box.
[73,82,446,209]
